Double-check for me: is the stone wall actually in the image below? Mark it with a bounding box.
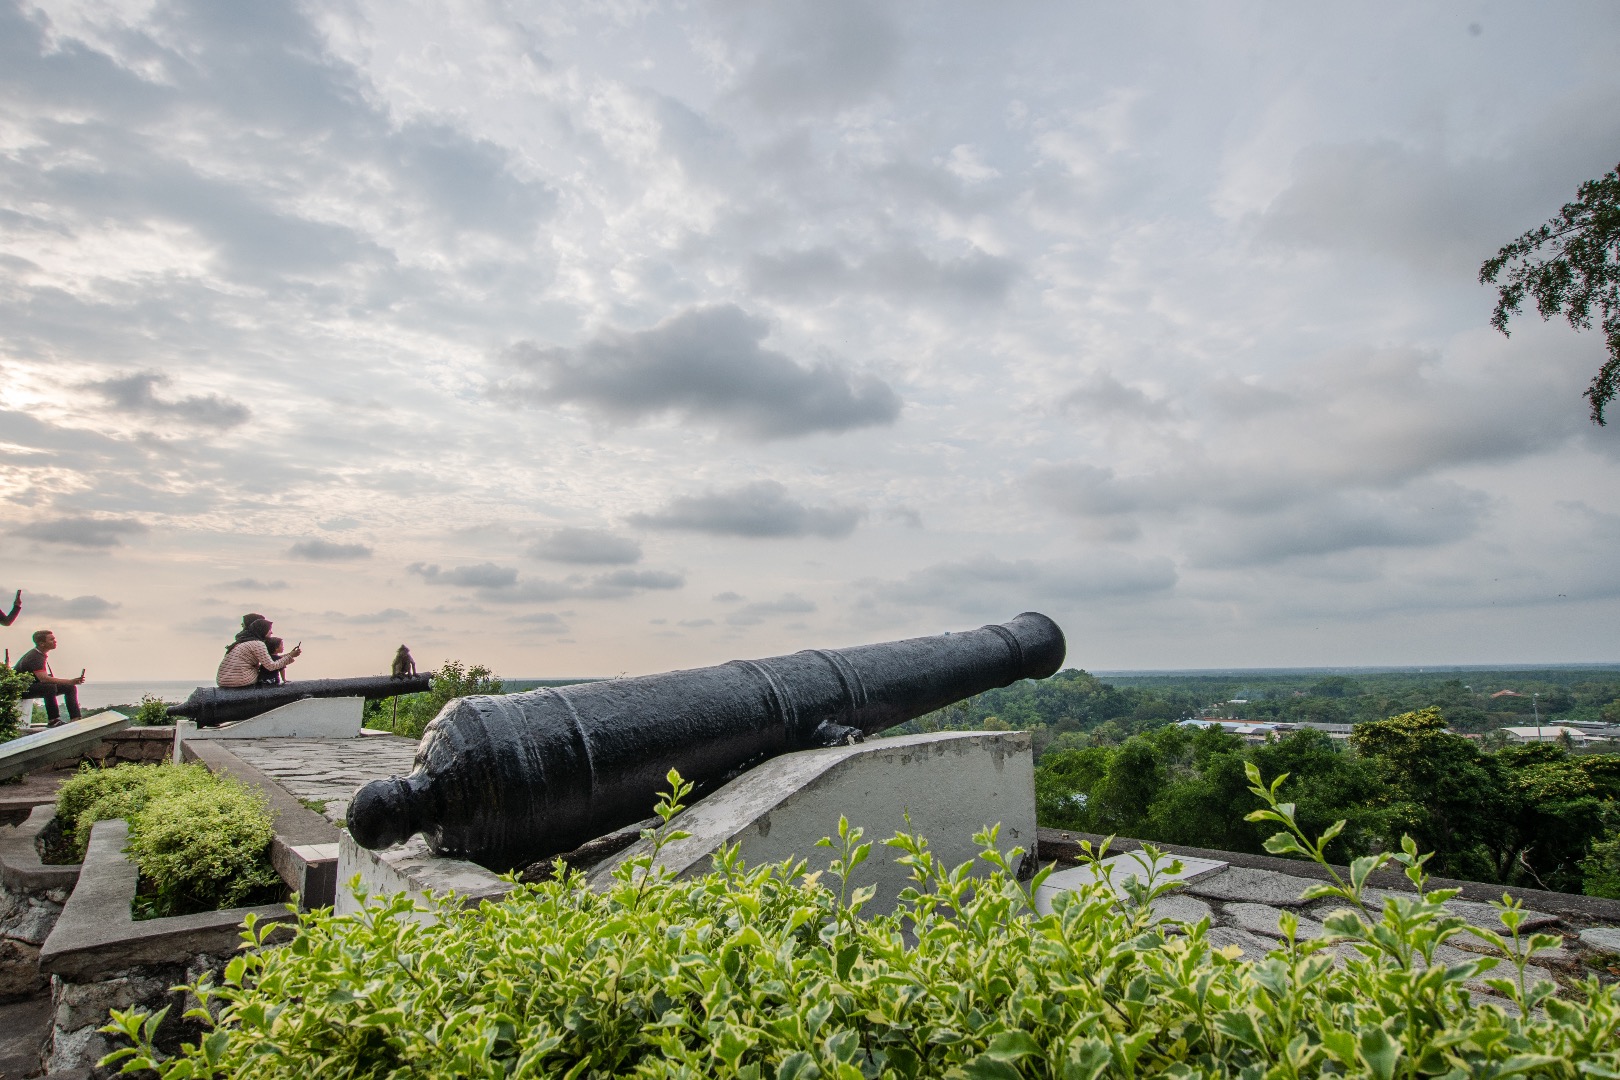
[74,726,175,767]
[47,953,227,1078]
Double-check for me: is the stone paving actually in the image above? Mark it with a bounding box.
[1038,851,1600,1002]
[220,735,418,826]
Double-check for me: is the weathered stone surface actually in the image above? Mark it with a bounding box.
[1581,927,1620,953]
[0,994,51,1078]
[221,736,418,828]
[45,1019,114,1076]
[1146,895,1213,926]
[54,973,172,1032]
[1444,898,1558,931]
[0,938,47,999]
[1222,901,1328,941]
[1203,925,1277,959]
[1185,867,1319,907]
[2,898,62,945]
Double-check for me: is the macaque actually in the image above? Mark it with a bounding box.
[391,644,417,680]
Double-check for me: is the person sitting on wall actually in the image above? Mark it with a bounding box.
[217,617,301,688]
[15,628,84,726]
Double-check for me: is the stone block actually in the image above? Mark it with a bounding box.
[1186,867,1319,907]
[1443,897,1558,931]
[0,938,47,1000]
[1203,925,1277,959]
[1036,851,1227,915]
[1222,901,1327,941]
[53,973,171,1032]
[1146,895,1213,926]
[45,1018,114,1077]
[0,714,131,782]
[2,898,63,945]
[1581,926,1620,954]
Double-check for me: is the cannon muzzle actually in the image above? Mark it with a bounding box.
[169,674,432,727]
[349,612,1064,869]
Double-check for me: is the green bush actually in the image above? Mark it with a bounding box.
[367,658,503,739]
[54,763,280,917]
[0,664,32,742]
[106,768,1619,1079]
[134,693,172,726]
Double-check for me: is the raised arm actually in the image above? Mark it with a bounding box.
[0,590,18,626]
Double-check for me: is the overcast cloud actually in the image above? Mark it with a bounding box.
[1,1,1618,678]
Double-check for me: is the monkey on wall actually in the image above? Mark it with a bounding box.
[391,644,417,680]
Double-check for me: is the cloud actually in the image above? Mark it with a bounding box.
[733,0,901,114]
[726,593,818,626]
[211,578,290,591]
[527,527,642,565]
[631,481,864,539]
[749,243,1017,305]
[1060,372,1172,419]
[502,305,901,439]
[412,561,683,601]
[593,569,684,591]
[509,612,570,635]
[324,608,410,624]
[866,555,1177,616]
[1187,487,1488,569]
[86,371,249,429]
[15,516,147,548]
[289,539,373,561]
[408,562,519,589]
[25,593,120,619]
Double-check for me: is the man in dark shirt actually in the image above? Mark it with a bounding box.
[15,629,83,726]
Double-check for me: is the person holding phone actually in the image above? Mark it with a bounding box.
[15,628,83,726]
[216,617,302,688]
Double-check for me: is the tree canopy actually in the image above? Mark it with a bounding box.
[1480,162,1620,424]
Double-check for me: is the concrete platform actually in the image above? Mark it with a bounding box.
[0,714,130,782]
[588,730,1035,914]
[38,819,295,982]
[179,695,364,743]
[335,833,512,919]
[0,806,80,893]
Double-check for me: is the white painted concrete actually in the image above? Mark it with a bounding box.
[0,713,132,781]
[335,832,512,920]
[180,696,364,742]
[589,730,1035,915]
[1034,851,1228,915]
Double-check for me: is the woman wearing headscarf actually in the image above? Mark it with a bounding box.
[216,616,302,688]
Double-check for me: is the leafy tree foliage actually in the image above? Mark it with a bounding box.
[1481,162,1620,424]
[1037,706,1620,895]
[366,658,504,739]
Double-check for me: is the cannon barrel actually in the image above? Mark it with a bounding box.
[168,674,432,727]
[349,612,1065,870]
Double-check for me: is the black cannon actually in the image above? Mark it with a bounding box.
[168,674,432,727]
[348,612,1065,870]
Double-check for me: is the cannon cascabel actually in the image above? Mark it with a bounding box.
[348,612,1065,870]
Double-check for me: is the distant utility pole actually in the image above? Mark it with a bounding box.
[1534,692,1542,744]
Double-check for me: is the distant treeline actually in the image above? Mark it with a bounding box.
[887,667,1620,897]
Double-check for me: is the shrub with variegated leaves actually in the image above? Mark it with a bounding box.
[105,766,1620,1078]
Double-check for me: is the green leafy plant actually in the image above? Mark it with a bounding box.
[0,664,32,742]
[1481,161,1620,424]
[103,769,1620,1079]
[54,763,281,917]
[134,693,172,727]
[367,659,503,739]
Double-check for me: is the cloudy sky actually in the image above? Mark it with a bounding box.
[2,0,1618,681]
